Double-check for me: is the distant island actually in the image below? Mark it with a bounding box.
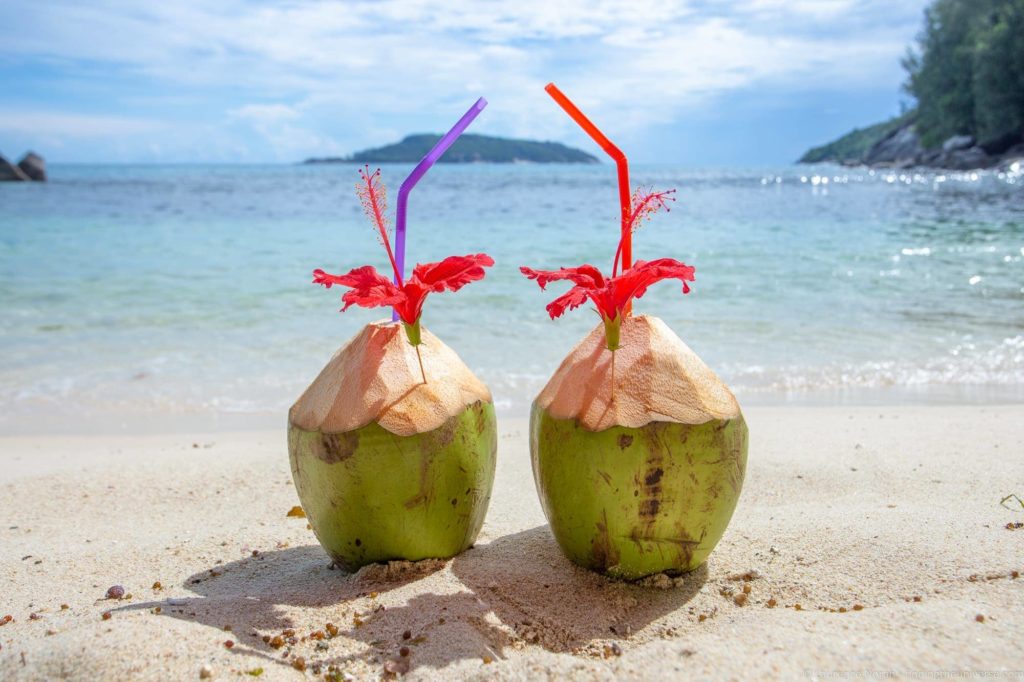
[304,133,599,165]
[800,0,1022,170]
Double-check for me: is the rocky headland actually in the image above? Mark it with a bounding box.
[0,151,47,181]
[801,116,1023,171]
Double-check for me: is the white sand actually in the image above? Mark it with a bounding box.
[1,405,1023,680]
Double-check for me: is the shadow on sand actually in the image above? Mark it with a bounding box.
[118,525,707,675]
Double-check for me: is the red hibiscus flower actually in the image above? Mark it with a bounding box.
[313,166,494,347]
[520,187,693,350]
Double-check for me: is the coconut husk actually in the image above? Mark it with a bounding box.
[536,315,740,431]
[289,320,491,437]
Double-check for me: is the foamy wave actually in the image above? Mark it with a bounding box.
[722,335,1024,392]
[2,337,1022,423]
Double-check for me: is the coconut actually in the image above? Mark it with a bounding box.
[530,314,747,579]
[288,320,497,570]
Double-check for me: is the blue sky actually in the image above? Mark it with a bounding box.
[0,0,929,165]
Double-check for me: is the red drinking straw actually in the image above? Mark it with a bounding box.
[544,83,633,276]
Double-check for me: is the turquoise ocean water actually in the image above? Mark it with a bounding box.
[1,163,1022,433]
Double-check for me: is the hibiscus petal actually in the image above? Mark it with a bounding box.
[611,258,695,311]
[413,254,495,293]
[394,280,430,325]
[519,264,605,290]
[639,258,697,292]
[312,265,405,312]
[545,286,592,320]
[312,269,348,288]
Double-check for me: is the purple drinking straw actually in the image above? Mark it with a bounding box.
[392,97,488,321]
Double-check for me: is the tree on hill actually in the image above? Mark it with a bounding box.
[903,0,1024,150]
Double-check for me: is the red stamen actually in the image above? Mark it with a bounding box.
[358,165,403,285]
[612,189,676,277]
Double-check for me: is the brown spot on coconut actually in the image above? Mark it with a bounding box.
[530,315,747,579]
[288,320,497,570]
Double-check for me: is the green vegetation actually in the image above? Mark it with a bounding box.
[305,133,598,164]
[904,0,1024,149]
[802,0,1023,162]
[799,112,915,163]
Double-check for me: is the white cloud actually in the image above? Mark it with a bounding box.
[228,104,301,123]
[743,0,856,20]
[0,111,166,137]
[0,0,930,160]
[228,103,344,161]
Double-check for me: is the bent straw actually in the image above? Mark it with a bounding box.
[544,83,633,277]
[392,97,488,321]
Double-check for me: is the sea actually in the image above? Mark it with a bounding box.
[1,162,1022,434]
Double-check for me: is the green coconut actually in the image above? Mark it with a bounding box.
[288,320,497,570]
[530,315,747,579]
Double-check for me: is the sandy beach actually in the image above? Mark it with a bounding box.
[1,404,1022,680]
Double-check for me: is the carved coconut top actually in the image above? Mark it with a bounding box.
[290,320,491,437]
[536,315,740,431]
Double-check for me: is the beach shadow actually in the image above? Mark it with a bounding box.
[114,544,446,672]
[280,526,706,674]
[450,525,708,651]
[115,526,706,676]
